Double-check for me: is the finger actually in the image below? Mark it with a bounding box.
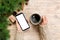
[42,16,47,25]
[40,16,45,25]
[43,16,48,24]
[9,15,16,23]
[41,16,47,25]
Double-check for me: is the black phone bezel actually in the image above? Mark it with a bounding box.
[15,13,30,31]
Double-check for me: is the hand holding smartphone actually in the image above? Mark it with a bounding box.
[16,12,30,31]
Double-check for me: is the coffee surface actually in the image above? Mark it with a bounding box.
[31,14,41,23]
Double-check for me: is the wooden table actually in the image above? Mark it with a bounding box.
[8,0,60,40]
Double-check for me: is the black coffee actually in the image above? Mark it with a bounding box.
[31,14,41,23]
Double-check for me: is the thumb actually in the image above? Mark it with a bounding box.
[16,20,22,32]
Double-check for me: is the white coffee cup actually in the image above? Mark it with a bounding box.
[30,13,42,25]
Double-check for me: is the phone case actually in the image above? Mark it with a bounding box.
[16,12,30,31]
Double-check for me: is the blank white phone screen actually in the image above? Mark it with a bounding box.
[16,14,29,30]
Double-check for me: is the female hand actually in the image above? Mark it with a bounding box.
[40,16,48,26]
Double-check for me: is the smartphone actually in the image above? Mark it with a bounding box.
[16,12,30,31]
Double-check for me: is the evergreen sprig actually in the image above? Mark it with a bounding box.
[0,0,25,40]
